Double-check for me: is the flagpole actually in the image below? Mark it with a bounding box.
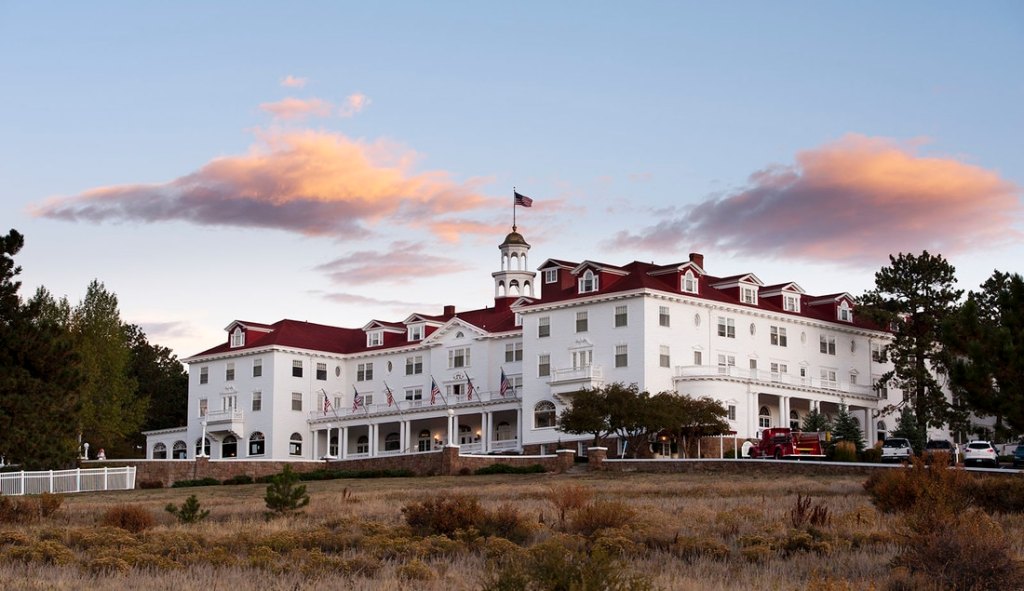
[512,186,517,230]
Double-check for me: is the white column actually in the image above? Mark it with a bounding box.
[749,391,759,437]
[516,408,523,447]
[866,408,876,445]
[779,396,789,429]
[400,420,407,454]
[453,413,460,445]
[483,412,491,453]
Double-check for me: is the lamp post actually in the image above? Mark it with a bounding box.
[325,423,335,460]
[197,419,209,458]
[447,408,455,445]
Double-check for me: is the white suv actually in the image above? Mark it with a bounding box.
[880,437,913,462]
[962,440,998,468]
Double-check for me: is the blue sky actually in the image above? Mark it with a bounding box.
[2,2,1021,359]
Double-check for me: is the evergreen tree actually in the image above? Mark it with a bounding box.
[831,403,865,453]
[264,465,310,515]
[125,324,188,457]
[801,407,832,433]
[859,251,962,436]
[942,271,1024,437]
[890,405,926,452]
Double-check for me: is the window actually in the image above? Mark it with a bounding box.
[291,392,302,411]
[850,372,858,385]
[693,351,702,365]
[356,436,369,454]
[222,395,237,412]
[717,354,736,374]
[727,405,737,421]
[251,391,262,412]
[538,354,550,377]
[874,377,889,398]
[741,286,757,305]
[770,326,788,347]
[249,432,265,456]
[659,306,670,327]
[820,368,838,388]
[252,358,262,377]
[759,407,771,429]
[289,433,303,456]
[357,362,373,381]
[152,442,167,459]
[538,316,550,338]
[292,360,303,378]
[199,366,208,384]
[222,435,237,458]
[405,388,423,402]
[384,432,400,451]
[576,311,588,333]
[515,313,523,327]
[447,383,466,399]
[659,345,670,368]
[682,271,698,294]
[784,294,800,312]
[367,330,382,347]
[717,317,735,338]
[405,355,423,375]
[614,305,628,327]
[615,344,628,368]
[544,268,558,284]
[408,324,424,341]
[448,347,470,368]
[819,335,836,355]
[838,301,853,322]
[172,441,188,459]
[572,348,592,369]
[770,362,788,379]
[225,362,235,381]
[790,411,800,430]
[578,269,598,293]
[534,401,557,428]
[195,437,210,457]
[871,343,887,362]
[230,328,244,348]
[505,342,523,362]
[198,398,208,417]
[316,362,327,381]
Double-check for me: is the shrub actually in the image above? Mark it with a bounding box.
[86,556,132,575]
[138,480,164,489]
[568,500,636,537]
[0,493,63,524]
[222,474,254,485]
[547,484,594,525]
[863,455,973,515]
[474,463,546,475]
[171,477,220,488]
[165,494,210,524]
[102,504,156,533]
[481,536,652,591]
[397,558,437,581]
[264,465,310,515]
[402,494,485,538]
[478,502,536,544]
[860,447,882,463]
[790,494,830,528]
[832,441,858,462]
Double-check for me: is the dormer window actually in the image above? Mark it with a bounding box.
[230,328,245,348]
[784,294,801,313]
[838,301,853,322]
[408,324,424,341]
[367,330,383,347]
[544,268,558,284]
[579,270,599,293]
[682,271,698,294]
[740,286,758,305]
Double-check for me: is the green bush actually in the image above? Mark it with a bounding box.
[171,477,221,488]
[860,447,882,463]
[264,465,310,515]
[474,463,546,475]
[165,494,210,524]
[222,474,254,485]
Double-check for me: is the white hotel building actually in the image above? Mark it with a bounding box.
[145,228,905,461]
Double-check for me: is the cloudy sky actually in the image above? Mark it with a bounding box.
[2,3,1021,360]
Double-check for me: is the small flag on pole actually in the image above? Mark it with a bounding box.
[466,374,475,401]
[385,382,395,407]
[352,385,363,412]
[514,191,533,207]
[500,368,511,398]
[430,378,441,405]
[323,390,332,414]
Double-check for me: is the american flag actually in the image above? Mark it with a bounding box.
[513,191,533,207]
[500,368,511,398]
[430,378,441,405]
[466,374,475,400]
[384,383,395,407]
[322,391,332,414]
[351,385,363,412]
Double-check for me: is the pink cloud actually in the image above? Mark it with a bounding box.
[280,75,307,88]
[314,242,464,284]
[339,93,371,117]
[610,134,1021,265]
[259,97,333,120]
[31,130,494,240]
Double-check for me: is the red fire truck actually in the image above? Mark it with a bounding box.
[749,428,827,459]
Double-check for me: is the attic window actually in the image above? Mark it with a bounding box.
[408,324,424,341]
[544,268,558,284]
[367,330,383,347]
[838,301,853,322]
[784,294,801,313]
[230,328,244,348]
[740,286,758,305]
[682,271,698,294]
[578,270,599,294]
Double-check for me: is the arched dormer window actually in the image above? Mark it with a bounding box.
[578,270,598,294]
[838,301,853,322]
[682,271,698,294]
[534,400,557,428]
[230,327,245,348]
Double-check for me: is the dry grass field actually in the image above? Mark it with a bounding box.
[1,466,1022,590]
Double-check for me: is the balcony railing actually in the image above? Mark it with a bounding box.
[674,365,877,397]
[550,365,603,385]
[308,390,518,421]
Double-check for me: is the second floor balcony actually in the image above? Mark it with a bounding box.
[673,365,879,401]
[548,365,604,396]
[202,409,244,434]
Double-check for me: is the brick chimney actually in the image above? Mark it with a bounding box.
[443,305,456,317]
[689,252,705,268]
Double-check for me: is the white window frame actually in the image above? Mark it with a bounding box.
[770,326,788,347]
[225,362,235,382]
[252,358,262,377]
[230,328,244,348]
[316,362,327,381]
[357,362,373,381]
[578,269,598,293]
[717,317,736,338]
[448,347,470,368]
[820,335,837,355]
[576,311,588,333]
[659,345,670,368]
[784,294,801,312]
[405,355,423,375]
[538,353,550,377]
[291,392,303,411]
[614,344,628,368]
[659,306,670,327]
[614,305,628,327]
[199,366,208,384]
[538,316,550,338]
[292,360,303,378]
[544,268,558,284]
[408,324,424,341]
[251,391,262,412]
[838,301,853,322]
[367,330,383,347]
[682,271,698,294]
[505,342,523,362]
[740,286,758,305]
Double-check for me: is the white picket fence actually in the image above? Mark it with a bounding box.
[0,466,136,496]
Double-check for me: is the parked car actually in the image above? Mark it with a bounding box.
[1013,445,1024,469]
[880,437,913,463]
[923,439,960,464]
[962,440,998,468]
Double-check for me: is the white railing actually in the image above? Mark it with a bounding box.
[490,439,520,451]
[550,365,604,384]
[674,365,877,397]
[0,466,137,496]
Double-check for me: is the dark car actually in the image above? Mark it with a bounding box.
[1013,445,1024,469]
[924,439,960,464]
